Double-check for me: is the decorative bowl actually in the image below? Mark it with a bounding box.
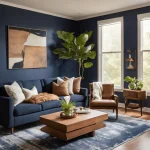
[60,112,77,119]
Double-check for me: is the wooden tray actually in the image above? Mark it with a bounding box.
[76,109,91,114]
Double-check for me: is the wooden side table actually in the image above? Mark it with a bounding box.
[123,89,146,116]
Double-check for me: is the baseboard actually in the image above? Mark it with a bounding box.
[118,103,150,113]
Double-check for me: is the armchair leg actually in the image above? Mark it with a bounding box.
[11,128,14,134]
[116,108,118,120]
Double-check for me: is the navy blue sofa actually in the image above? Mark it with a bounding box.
[0,78,88,133]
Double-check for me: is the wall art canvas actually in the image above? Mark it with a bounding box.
[8,26,47,69]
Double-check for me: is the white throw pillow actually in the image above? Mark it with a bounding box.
[4,81,25,106]
[57,77,74,95]
[22,86,38,100]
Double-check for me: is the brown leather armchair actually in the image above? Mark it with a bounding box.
[89,83,118,119]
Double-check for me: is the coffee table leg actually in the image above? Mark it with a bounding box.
[89,131,95,137]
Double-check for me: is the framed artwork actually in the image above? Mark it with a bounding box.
[8,26,47,69]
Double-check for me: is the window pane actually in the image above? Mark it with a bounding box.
[102,23,121,52]
[141,20,150,50]
[102,53,121,87]
[143,52,150,90]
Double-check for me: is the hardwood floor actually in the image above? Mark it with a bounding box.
[118,107,150,120]
[113,107,150,150]
[114,131,150,150]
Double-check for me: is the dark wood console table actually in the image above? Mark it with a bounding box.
[123,89,146,116]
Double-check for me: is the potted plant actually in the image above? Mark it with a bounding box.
[136,80,143,90]
[53,31,96,78]
[124,76,143,90]
[60,99,75,116]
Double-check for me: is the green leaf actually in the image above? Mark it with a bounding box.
[57,31,74,43]
[79,47,86,54]
[85,44,95,52]
[85,31,93,40]
[124,76,136,83]
[88,51,96,59]
[59,56,71,59]
[59,53,71,59]
[76,33,88,46]
[61,43,70,49]
[84,62,93,68]
[53,48,67,54]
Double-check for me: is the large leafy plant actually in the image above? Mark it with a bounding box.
[53,31,96,78]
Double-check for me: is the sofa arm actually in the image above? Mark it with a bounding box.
[0,96,14,128]
[80,88,88,96]
[80,88,88,107]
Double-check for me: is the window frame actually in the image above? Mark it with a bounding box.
[138,13,150,95]
[97,17,124,91]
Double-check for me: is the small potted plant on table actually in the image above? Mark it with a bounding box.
[60,99,76,119]
[124,76,143,90]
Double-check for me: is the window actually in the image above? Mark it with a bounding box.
[98,17,124,90]
[138,13,150,93]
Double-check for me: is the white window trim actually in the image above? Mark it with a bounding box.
[138,13,150,96]
[97,17,124,92]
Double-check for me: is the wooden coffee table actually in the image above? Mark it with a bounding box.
[40,109,108,141]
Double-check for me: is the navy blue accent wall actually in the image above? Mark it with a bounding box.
[78,6,150,107]
[0,4,78,82]
[1,4,150,107]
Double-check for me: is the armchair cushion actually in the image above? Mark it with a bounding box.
[102,84,114,99]
[89,83,114,99]
[91,99,116,107]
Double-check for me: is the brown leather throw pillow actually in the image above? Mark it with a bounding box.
[64,77,81,94]
[52,80,69,96]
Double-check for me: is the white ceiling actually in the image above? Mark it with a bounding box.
[1,0,150,20]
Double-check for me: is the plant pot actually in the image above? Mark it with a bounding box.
[128,83,136,90]
[63,109,72,116]
[136,88,142,91]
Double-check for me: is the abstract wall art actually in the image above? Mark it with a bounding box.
[8,26,47,69]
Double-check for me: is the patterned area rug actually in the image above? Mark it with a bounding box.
[0,112,150,150]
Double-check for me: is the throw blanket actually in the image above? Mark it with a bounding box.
[93,82,103,100]
[28,93,59,104]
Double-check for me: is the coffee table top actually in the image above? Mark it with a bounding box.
[40,109,108,132]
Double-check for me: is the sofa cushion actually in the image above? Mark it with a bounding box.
[40,100,61,111]
[43,78,57,93]
[70,94,84,103]
[52,81,69,96]
[14,103,42,116]
[5,81,25,106]
[64,77,82,94]
[91,99,116,107]
[21,80,43,93]
[0,81,22,96]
